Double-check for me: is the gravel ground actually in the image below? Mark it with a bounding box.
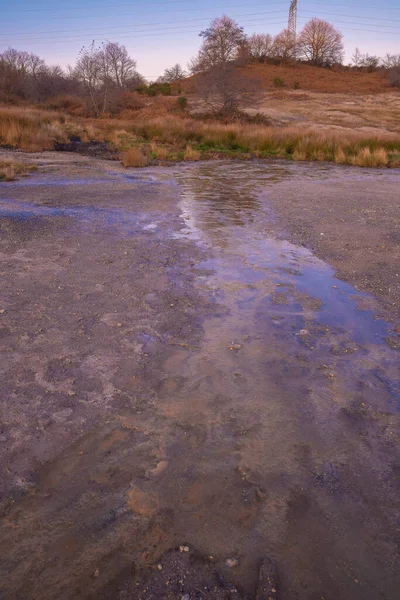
[0,152,399,600]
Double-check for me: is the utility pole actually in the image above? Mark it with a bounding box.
[288,0,298,40]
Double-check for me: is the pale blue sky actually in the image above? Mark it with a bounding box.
[1,1,399,78]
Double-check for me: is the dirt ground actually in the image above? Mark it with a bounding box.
[0,152,399,600]
[250,90,400,134]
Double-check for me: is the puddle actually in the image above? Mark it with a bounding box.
[0,197,160,235]
[1,159,399,600]
[172,161,399,408]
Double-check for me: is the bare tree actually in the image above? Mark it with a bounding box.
[297,19,344,66]
[159,63,186,83]
[352,47,362,67]
[381,53,400,69]
[191,15,246,72]
[272,29,298,62]
[248,33,274,62]
[360,53,380,69]
[104,42,137,88]
[74,42,104,115]
[74,41,140,114]
[195,62,259,115]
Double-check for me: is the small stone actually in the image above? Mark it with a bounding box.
[181,595,190,600]
[157,564,163,571]
[93,569,100,578]
[52,408,73,423]
[225,558,239,568]
[0,309,5,314]
[179,545,190,553]
[228,344,242,351]
[256,557,278,600]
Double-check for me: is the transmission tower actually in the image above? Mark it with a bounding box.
[288,0,298,39]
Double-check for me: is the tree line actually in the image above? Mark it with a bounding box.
[0,15,398,114]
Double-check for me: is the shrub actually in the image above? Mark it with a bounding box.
[273,77,284,88]
[177,96,188,111]
[184,145,201,161]
[44,95,85,115]
[120,147,148,167]
[388,67,400,88]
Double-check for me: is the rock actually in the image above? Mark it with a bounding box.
[179,545,190,553]
[52,408,73,423]
[256,557,278,600]
[228,344,242,352]
[181,595,190,600]
[225,558,239,568]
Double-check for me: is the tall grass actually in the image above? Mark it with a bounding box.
[1,106,399,168]
[0,107,69,151]
[0,160,37,181]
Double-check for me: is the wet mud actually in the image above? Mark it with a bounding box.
[0,154,399,600]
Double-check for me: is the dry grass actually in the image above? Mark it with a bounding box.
[0,160,36,181]
[185,62,390,95]
[120,147,149,167]
[350,147,389,167]
[150,142,171,160]
[184,145,201,161]
[0,106,69,151]
[1,105,399,168]
[254,90,400,133]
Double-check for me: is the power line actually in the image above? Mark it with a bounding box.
[1,21,398,48]
[7,0,400,13]
[0,2,289,23]
[299,9,400,22]
[0,10,289,37]
[2,7,400,41]
[0,19,291,46]
[6,0,289,12]
[296,16,400,30]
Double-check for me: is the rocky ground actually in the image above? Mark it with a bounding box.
[0,152,399,600]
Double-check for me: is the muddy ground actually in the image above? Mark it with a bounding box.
[0,152,399,600]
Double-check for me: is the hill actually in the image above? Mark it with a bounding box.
[183,62,391,95]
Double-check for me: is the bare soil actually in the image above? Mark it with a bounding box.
[0,153,399,600]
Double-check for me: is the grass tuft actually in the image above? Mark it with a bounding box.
[0,160,37,181]
[183,145,201,161]
[120,147,149,167]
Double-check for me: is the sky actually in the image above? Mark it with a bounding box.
[0,0,399,78]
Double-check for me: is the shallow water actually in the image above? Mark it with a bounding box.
[0,159,399,600]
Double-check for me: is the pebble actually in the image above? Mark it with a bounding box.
[225,558,239,568]
[179,545,190,553]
